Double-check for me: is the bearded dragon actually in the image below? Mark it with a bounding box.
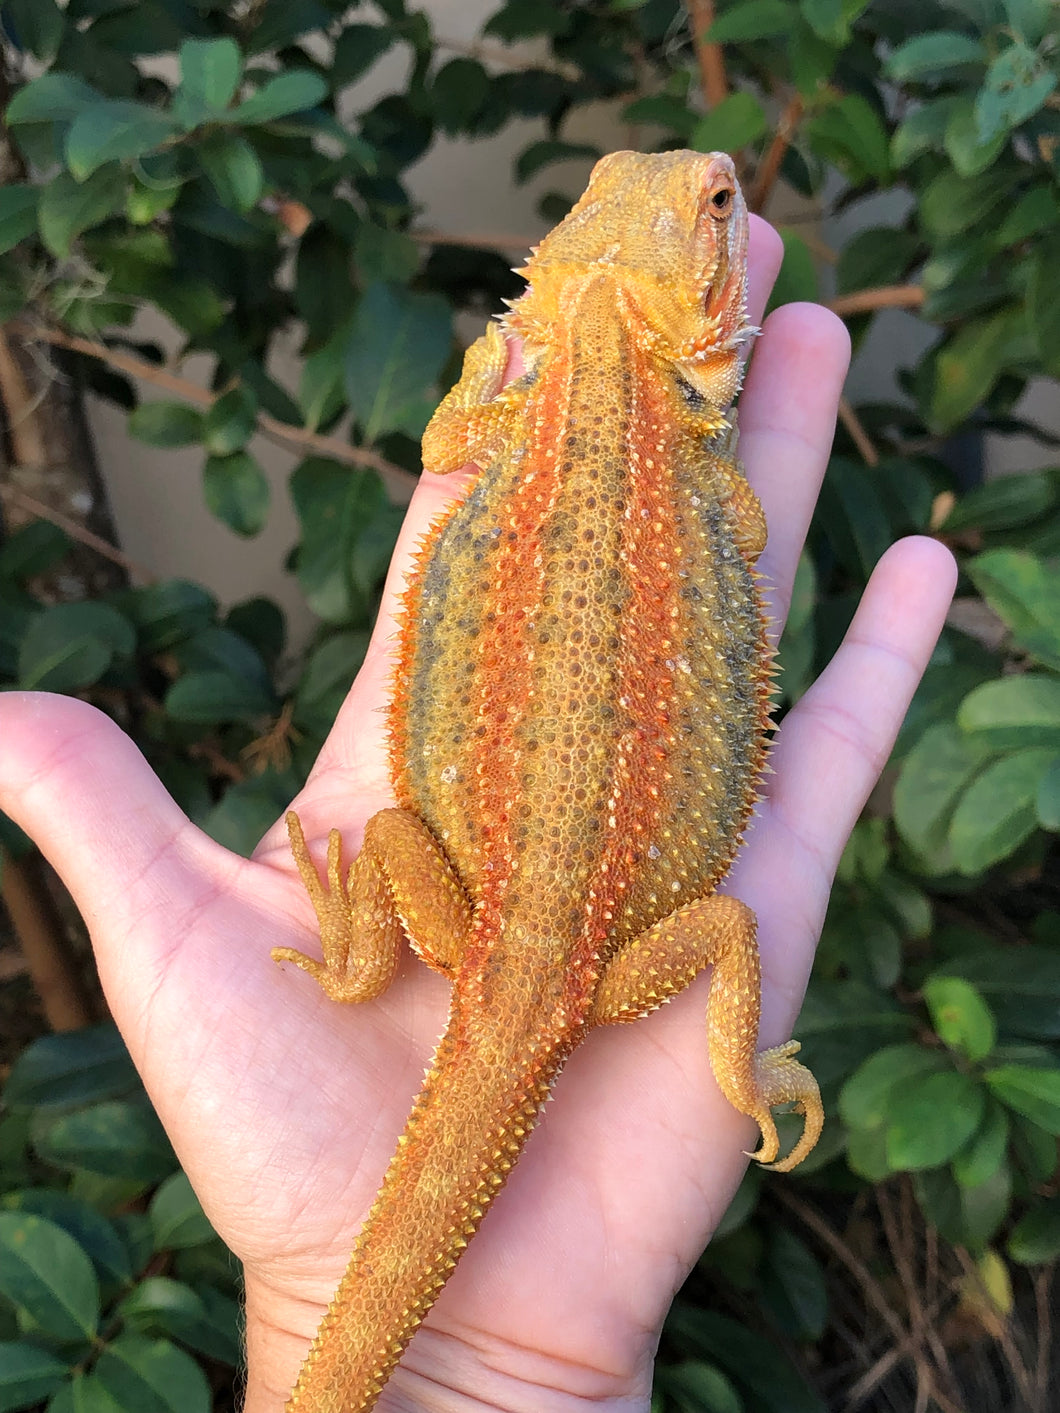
[272,149,823,1411]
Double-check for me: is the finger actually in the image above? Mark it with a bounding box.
[0,691,223,1016]
[739,302,851,635]
[729,535,958,1032]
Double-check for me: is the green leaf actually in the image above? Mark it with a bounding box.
[34,1100,175,1183]
[3,1026,137,1111]
[94,1334,210,1413]
[839,1044,947,1131]
[919,166,1019,240]
[47,1370,128,1413]
[986,1065,1060,1133]
[18,602,135,692]
[0,187,39,256]
[431,58,491,135]
[767,229,817,312]
[293,629,369,735]
[924,975,997,1061]
[944,475,1057,536]
[117,1276,205,1334]
[0,1212,100,1341]
[892,97,961,167]
[174,37,242,129]
[835,226,920,296]
[203,451,270,537]
[121,580,216,653]
[690,93,768,153]
[937,945,1060,1042]
[1,0,65,61]
[515,140,600,184]
[148,1173,214,1251]
[958,676,1060,751]
[1037,758,1060,830]
[806,92,891,182]
[761,1226,828,1341]
[664,1361,743,1413]
[2,1191,131,1287]
[66,101,179,181]
[885,1070,986,1171]
[128,401,204,448]
[706,0,797,40]
[1008,1200,1060,1263]
[299,323,349,431]
[884,31,986,81]
[0,521,70,582]
[231,70,328,126]
[1028,234,1060,379]
[196,131,264,212]
[245,0,331,53]
[0,1341,67,1411]
[203,386,257,456]
[817,456,891,579]
[944,96,1008,177]
[164,669,276,724]
[5,72,101,126]
[949,747,1056,873]
[345,283,452,443]
[38,166,126,259]
[967,549,1060,670]
[929,307,1023,433]
[952,1102,1009,1187]
[974,42,1057,142]
[332,23,395,86]
[894,724,994,868]
[290,460,385,623]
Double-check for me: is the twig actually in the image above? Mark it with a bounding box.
[1034,1264,1054,1412]
[684,0,727,107]
[830,284,925,318]
[412,227,535,254]
[954,1245,1037,1412]
[0,482,155,582]
[837,396,880,468]
[749,92,804,214]
[12,322,421,500]
[1,848,93,1031]
[878,1184,960,1402]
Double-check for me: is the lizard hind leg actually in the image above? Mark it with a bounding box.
[588,894,822,1173]
[272,809,472,1004]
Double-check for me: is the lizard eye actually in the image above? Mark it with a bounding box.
[708,184,735,219]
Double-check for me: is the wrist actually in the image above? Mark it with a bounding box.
[242,1275,653,1413]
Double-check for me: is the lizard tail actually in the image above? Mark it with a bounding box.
[285,1010,566,1412]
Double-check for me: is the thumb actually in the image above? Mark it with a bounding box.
[0,691,225,1042]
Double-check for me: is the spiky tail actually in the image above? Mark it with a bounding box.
[285,1008,567,1412]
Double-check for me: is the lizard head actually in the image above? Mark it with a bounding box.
[509,149,753,410]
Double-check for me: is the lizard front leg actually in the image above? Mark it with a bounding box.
[272,809,472,1001]
[589,894,822,1172]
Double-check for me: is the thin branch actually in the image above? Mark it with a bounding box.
[412,227,534,254]
[749,91,804,214]
[0,482,155,582]
[1,848,93,1031]
[829,284,925,318]
[685,0,727,107]
[838,396,880,467]
[12,322,421,500]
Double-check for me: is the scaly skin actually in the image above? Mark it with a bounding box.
[272,150,824,1412]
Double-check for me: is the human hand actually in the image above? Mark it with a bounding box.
[0,214,955,1412]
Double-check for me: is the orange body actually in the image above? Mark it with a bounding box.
[274,151,822,1411]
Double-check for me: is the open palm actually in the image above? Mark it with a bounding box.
[0,218,954,1412]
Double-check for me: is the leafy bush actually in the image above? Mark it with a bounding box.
[0,1027,238,1413]
[0,0,1058,1409]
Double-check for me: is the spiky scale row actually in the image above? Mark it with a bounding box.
[278,151,822,1413]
